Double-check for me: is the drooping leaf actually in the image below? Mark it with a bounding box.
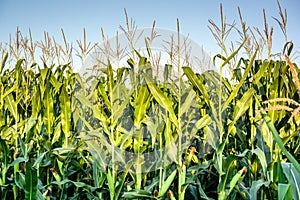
[183,67,218,122]
[213,39,246,68]
[144,74,178,127]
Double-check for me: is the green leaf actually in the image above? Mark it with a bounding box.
[182,67,210,106]
[43,87,54,135]
[196,178,213,200]
[74,92,93,108]
[134,85,150,126]
[253,61,269,85]
[111,88,132,128]
[92,161,105,188]
[32,151,48,168]
[179,164,187,200]
[144,74,178,127]
[276,152,286,184]
[97,82,111,107]
[164,64,172,82]
[107,61,115,94]
[50,73,62,93]
[25,162,38,200]
[249,180,270,200]
[278,183,293,200]
[59,86,71,140]
[122,190,153,199]
[228,167,247,195]
[18,136,26,158]
[195,114,212,130]
[80,131,108,168]
[39,68,50,84]
[115,170,129,200]
[180,88,197,116]
[258,106,300,173]
[183,67,218,121]
[0,139,8,166]
[213,39,246,68]
[252,148,268,177]
[0,138,8,186]
[31,86,41,119]
[218,151,249,198]
[52,147,76,155]
[222,50,257,111]
[8,157,27,168]
[282,162,300,200]
[15,171,25,190]
[52,121,62,144]
[158,169,177,197]
[228,88,255,134]
[4,93,18,121]
[2,84,18,100]
[203,126,217,149]
[50,179,96,191]
[107,169,115,200]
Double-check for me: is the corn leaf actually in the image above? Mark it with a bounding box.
[25,162,38,200]
[228,88,255,134]
[158,169,177,197]
[59,86,71,140]
[122,190,153,198]
[282,162,300,200]
[144,74,178,127]
[43,87,54,135]
[278,183,293,200]
[134,85,150,126]
[182,67,217,121]
[249,180,270,200]
[222,50,257,111]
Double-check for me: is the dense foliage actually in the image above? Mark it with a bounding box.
[1,2,300,199]
[0,47,300,199]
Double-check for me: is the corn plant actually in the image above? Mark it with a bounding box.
[0,1,300,200]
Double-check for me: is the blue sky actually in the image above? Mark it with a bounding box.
[0,0,300,60]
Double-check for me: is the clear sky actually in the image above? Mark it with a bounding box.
[0,0,300,61]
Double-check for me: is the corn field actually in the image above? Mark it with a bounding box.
[0,2,300,200]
